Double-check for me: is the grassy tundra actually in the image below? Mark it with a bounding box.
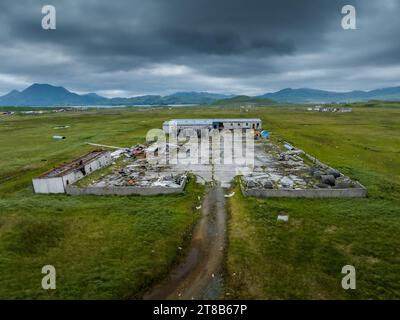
[226,106,400,299]
[0,104,399,299]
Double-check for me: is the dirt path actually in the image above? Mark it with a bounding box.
[144,184,227,300]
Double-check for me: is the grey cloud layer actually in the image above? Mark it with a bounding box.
[0,0,399,96]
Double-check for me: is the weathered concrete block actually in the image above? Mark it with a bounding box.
[263,181,273,189]
[313,170,325,179]
[326,168,341,178]
[320,174,336,186]
[335,176,351,188]
[246,180,257,188]
[316,183,330,189]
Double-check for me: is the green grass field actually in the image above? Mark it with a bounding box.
[0,104,399,299]
[0,109,205,299]
[226,106,400,299]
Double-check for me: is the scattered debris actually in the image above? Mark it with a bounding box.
[110,149,128,159]
[242,141,359,192]
[309,106,353,113]
[283,142,295,150]
[277,214,289,222]
[89,155,186,189]
[224,192,235,198]
[52,135,66,140]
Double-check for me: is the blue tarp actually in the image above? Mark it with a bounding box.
[260,130,269,139]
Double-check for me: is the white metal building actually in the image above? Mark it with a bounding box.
[162,118,262,134]
[32,150,112,194]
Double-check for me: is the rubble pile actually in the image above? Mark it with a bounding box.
[242,142,356,190]
[90,143,186,189]
[110,144,146,160]
[92,164,185,188]
[309,166,354,189]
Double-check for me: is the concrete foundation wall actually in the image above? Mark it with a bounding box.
[33,177,65,194]
[240,180,367,198]
[66,177,187,196]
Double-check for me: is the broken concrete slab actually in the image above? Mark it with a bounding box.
[320,174,336,186]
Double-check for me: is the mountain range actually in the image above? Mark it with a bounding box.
[1,83,400,106]
[259,87,400,103]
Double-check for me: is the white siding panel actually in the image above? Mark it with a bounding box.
[33,177,65,193]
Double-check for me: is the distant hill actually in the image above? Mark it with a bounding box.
[0,84,109,106]
[108,92,234,106]
[2,83,400,106]
[0,84,233,106]
[161,92,233,104]
[213,95,275,106]
[109,95,164,106]
[258,87,400,103]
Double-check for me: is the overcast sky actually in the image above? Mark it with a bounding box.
[0,0,399,97]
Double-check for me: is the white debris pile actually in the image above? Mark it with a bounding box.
[111,149,128,159]
[242,141,357,191]
[90,151,186,188]
[93,165,185,188]
[110,144,147,160]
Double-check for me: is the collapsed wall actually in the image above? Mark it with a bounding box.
[32,150,112,194]
[240,180,367,198]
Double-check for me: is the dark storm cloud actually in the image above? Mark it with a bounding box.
[0,0,399,95]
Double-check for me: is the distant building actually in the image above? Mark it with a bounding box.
[314,105,322,111]
[162,118,262,134]
[311,106,352,113]
[32,150,112,194]
[0,111,14,116]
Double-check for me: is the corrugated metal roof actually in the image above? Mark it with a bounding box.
[38,150,108,179]
[163,118,261,126]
